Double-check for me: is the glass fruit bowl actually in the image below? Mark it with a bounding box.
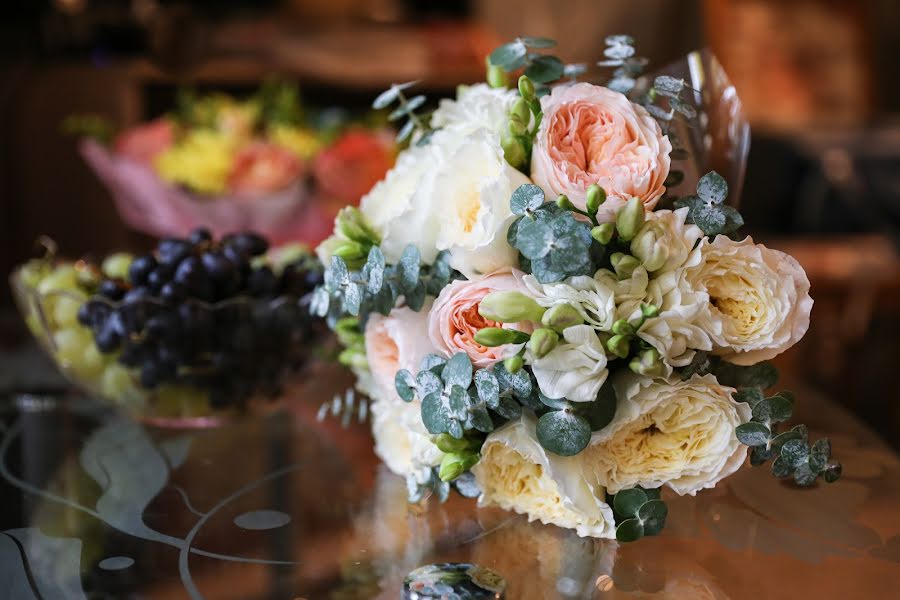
[11,235,327,427]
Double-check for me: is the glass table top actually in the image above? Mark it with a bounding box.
[0,362,898,599]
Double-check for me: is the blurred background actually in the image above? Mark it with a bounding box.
[0,0,898,445]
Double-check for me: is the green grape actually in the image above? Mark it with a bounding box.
[101,252,133,280]
[100,363,146,409]
[19,259,51,289]
[154,385,210,417]
[269,242,309,273]
[69,336,107,380]
[36,265,79,295]
[52,295,86,329]
[53,327,95,371]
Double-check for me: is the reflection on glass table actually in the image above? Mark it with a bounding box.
[0,363,898,599]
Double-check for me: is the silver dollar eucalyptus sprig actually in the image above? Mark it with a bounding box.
[372,80,431,144]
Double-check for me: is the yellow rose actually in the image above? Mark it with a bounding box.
[585,373,751,496]
[154,130,235,195]
[472,414,616,538]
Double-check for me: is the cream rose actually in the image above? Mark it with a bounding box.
[472,414,616,538]
[530,324,608,402]
[530,82,671,220]
[585,374,751,495]
[428,268,531,368]
[430,83,519,137]
[365,301,437,400]
[688,236,813,365]
[370,394,442,477]
[360,92,529,278]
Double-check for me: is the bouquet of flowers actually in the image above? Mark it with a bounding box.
[70,81,395,245]
[313,36,842,541]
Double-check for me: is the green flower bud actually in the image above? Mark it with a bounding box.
[486,61,509,89]
[101,252,133,280]
[610,252,641,280]
[439,451,480,482]
[629,348,666,378]
[479,290,546,323]
[527,328,559,358]
[611,319,635,336]
[501,134,527,170]
[615,196,645,242]
[630,221,669,272]
[641,303,659,319]
[591,223,615,245]
[541,303,584,333]
[518,75,536,101]
[338,347,368,370]
[504,354,525,374]
[336,207,381,247]
[512,98,530,124]
[508,115,527,137]
[332,240,366,261]
[606,334,631,359]
[585,184,606,214]
[474,327,530,347]
[435,433,474,453]
[555,194,575,211]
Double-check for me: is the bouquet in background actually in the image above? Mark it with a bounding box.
[68,81,395,245]
[313,36,842,542]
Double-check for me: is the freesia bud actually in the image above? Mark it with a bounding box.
[591,223,615,245]
[435,433,474,453]
[479,290,546,323]
[501,135,526,170]
[518,75,536,101]
[641,303,659,319]
[611,319,635,336]
[606,334,631,359]
[504,354,524,374]
[610,253,641,280]
[439,451,479,481]
[474,327,530,347]
[486,61,509,89]
[527,328,559,358]
[511,98,530,124]
[615,196,645,241]
[555,194,575,211]
[541,303,584,332]
[332,241,366,261]
[508,115,527,137]
[629,348,666,378]
[336,207,381,245]
[585,184,606,214]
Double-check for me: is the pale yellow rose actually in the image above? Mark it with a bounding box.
[472,414,616,539]
[689,235,813,365]
[530,82,671,220]
[585,373,751,495]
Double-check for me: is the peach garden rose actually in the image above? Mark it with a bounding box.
[531,82,672,220]
[427,268,532,369]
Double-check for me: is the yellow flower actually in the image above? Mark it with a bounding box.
[155,130,235,195]
[268,125,322,160]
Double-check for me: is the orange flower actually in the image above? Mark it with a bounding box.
[313,129,395,207]
[114,118,174,164]
[228,142,304,197]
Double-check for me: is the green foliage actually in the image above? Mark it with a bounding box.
[372,80,432,144]
[597,35,649,95]
[312,244,456,328]
[61,114,115,143]
[674,171,745,237]
[610,486,669,542]
[255,79,305,127]
[488,37,565,85]
[316,388,370,428]
[536,409,592,456]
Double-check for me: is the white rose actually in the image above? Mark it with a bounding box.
[430,83,518,137]
[688,236,813,365]
[530,324,608,402]
[360,128,530,279]
[364,301,436,400]
[585,373,751,495]
[472,413,616,538]
[523,273,616,332]
[370,393,442,478]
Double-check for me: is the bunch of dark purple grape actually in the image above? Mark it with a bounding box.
[76,228,324,410]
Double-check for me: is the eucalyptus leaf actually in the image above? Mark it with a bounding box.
[493,362,532,398]
[735,422,770,447]
[466,397,494,433]
[780,439,809,468]
[421,392,450,434]
[396,119,416,143]
[474,369,500,406]
[515,219,554,260]
[526,55,565,84]
[493,396,522,420]
[420,353,447,374]
[580,383,617,431]
[442,352,474,389]
[510,184,546,215]
[536,410,591,456]
[448,385,470,421]
[372,81,418,110]
[405,280,427,311]
[750,445,775,466]
[395,369,416,402]
[771,456,793,478]
[697,171,728,204]
[614,488,648,518]
[654,75,685,95]
[489,41,527,70]
[670,97,697,119]
[521,36,557,48]
[453,471,482,498]
[388,95,426,121]
[605,34,635,46]
[638,499,668,536]
[767,394,794,423]
[539,394,570,410]
[448,419,464,439]
[809,438,832,473]
[398,245,421,291]
[604,44,635,61]
[793,463,817,486]
[364,247,385,294]
[734,387,765,407]
[616,518,644,543]
[344,282,363,316]
[417,370,443,398]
